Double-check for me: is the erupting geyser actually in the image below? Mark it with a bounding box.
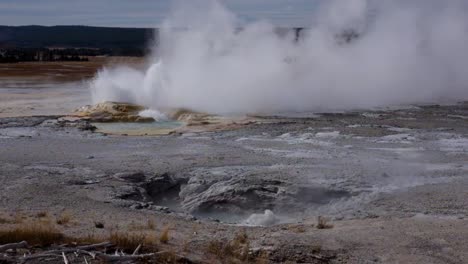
[91,0,468,115]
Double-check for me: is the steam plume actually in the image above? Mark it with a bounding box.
[91,0,468,115]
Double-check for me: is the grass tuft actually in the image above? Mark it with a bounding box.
[0,222,64,246]
[36,211,48,218]
[159,226,170,244]
[109,231,158,253]
[0,217,13,224]
[147,219,156,230]
[206,231,251,262]
[56,211,72,226]
[317,216,334,229]
[94,221,105,229]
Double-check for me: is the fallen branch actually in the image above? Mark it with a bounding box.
[8,249,191,264]
[311,254,333,261]
[95,252,155,262]
[132,244,141,255]
[18,242,112,262]
[0,241,29,252]
[76,250,96,259]
[76,242,113,251]
[22,253,62,261]
[42,242,113,255]
[0,256,14,262]
[62,252,69,264]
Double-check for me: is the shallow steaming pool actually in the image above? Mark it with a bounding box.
[92,121,184,136]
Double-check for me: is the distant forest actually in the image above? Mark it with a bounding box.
[0,25,156,62]
[0,26,319,63]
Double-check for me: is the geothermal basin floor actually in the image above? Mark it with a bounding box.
[0,103,467,263]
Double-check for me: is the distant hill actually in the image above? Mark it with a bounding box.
[0,25,156,52]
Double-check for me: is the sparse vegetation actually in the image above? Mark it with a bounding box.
[147,219,156,230]
[206,231,251,262]
[94,221,105,229]
[13,212,25,224]
[255,250,270,264]
[234,231,248,244]
[71,233,103,245]
[0,217,13,224]
[288,225,307,233]
[127,219,157,231]
[160,226,170,244]
[0,222,64,246]
[36,211,48,218]
[109,231,145,252]
[109,231,158,253]
[317,216,334,229]
[56,211,72,225]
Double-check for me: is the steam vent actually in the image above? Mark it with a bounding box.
[1,1,468,263]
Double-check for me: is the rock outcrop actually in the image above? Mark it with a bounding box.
[74,102,154,122]
[168,108,221,126]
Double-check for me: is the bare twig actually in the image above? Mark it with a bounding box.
[76,242,113,251]
[96,252,155,262]
[22,253,62,261]
[132,244,141,255]
[62,252,69,264]
[41,242,113,255]
[76,250,96,259]
[19,242,112,262]
[0,241,29,252]
[0,256,14,263]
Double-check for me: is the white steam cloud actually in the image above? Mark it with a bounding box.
[91,0,468,115]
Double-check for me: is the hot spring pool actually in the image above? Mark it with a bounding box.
[92,120,184,136]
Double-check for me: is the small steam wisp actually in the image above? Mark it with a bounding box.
[91,0,468,115]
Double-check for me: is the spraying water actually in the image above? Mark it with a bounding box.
[90,0,468,115]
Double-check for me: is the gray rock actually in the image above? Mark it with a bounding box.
[149,205,171,213]
[130,203,144,210]
[114,186,144,200]
[113,171,146,183]
[145,173,180,195]
[68,179,100,185]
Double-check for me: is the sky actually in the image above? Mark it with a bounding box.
[0,0,318,28]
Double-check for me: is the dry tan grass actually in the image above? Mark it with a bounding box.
[109,231,145,252]
[317,216,334,229]
[0,213,173,257]
[35,211,48,218]
[0,221,64,246]
[288,225,307,233]
[1,213,152,250]
[206,231,251,262]
[0,216,13,224]
[127,219,157,231]
[147,219,156,230]
[159,226,170,244]
[12,212,26,224]
[109,231,159,253]
[55,211,72,226]
[70,233,104,245]
[255,250,270,264]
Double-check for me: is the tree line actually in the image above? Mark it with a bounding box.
[0,47,146,63]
